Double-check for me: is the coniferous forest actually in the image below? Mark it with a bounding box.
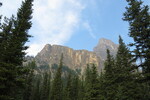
[0,0,150,100]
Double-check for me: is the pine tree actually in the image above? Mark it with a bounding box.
[99,71,105,100]
[47,71,51,100]
[116,36,133,69]
[23,61,36,100]
[84,65,92,100]
[51,54,63,100]
[23,70,33,100]
[32,75,41,100]
[114,36,140,100]
[103,49,116,100]
[78,76,85,100]
[90,64,99,100]
[64,73,72,100]
[71,75,79,100]
[123,0,150,99]
[123,0,150,80]
[41,71,51,100]
[0,0,33,99]
[84,64,99,100]
[0,17,15,100]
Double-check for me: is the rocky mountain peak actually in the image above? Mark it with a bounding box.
[98,38,118,50]
[93,38,118,60]
[31,38,118,74]
[35,44,101,73]
[43,44,51,51]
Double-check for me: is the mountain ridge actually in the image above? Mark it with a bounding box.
[26,38,118,73]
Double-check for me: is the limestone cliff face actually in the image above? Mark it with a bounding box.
[93,38,118,61]
[34,38,118,73]
[35,44,101,73]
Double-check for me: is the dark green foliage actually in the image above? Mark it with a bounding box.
[51,64,77,75]
[23,68,34,100]
[78,76,85,100]
[84,64,99,100]
[64,73,80,100]
[114,36,142,100]
[123,0,150,78]
[116,36,133,69]
[71,75,79,100]
[99,37,145,100]
[102,49,116,100]
[51,54,63,100]
[90,64,99,100]
[23,61,38,100]
[123,0,150,99]
[1,0,150,99]
[40,71,51,100]
[0,0,33,99]
[32,75,41,100]
[64,73,73,100]
[84,65,91,100]
[98,71,105,100]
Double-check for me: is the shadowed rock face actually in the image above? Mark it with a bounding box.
[35,44,101,73]
[93,38,118,61]
[33,38,118,73]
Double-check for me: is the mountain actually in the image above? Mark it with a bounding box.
[93,38,118,61]
[35,44,101,73]
[27,38,118,74]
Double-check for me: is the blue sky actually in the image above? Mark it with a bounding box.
[0,0,149,56]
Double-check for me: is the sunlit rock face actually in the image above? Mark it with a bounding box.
[35,44,101,73]
[33,38,118,73]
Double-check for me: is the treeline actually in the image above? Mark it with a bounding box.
[23,35,149,100]
[0,0,150,100]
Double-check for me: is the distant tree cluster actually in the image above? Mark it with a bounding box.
[0,0,149,100]
[22,35,150,100]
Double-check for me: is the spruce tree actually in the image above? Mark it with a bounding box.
[23,71,33,100]
[32,75,41,100]
[64,73,72,100]
[0,0,33,99]
[103,49,115,100]
[90,64,99,100]
[114,36,142,100]
[116,36,133,69]
[99,71,105,100]
[71,75,79,100]
[123,0,150,80]
[84,65,92,100]
[78,76,85,100]
[23,61,36,100]
[51,54,63,100]
[41,71,51,100]
[123,0,150,99]
[84,64,99,100]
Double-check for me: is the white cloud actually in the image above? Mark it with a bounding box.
[0,0,22,17]
[26,43,44,56]
[83,22,96,39]
[25,0,85,56]
[0,0,95,56]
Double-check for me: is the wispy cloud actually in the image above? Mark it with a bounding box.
[0,0,99,56]
[0,0,22,17]
[83,22,96,39]
[25,0,85,56]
